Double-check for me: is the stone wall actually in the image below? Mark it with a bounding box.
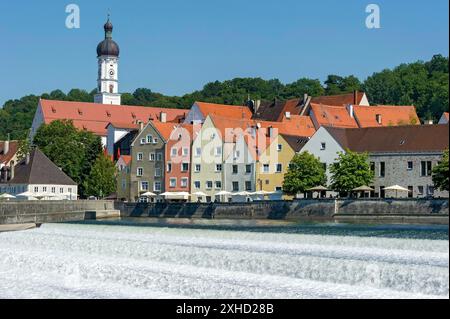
[0,200,115,224]
[116,198,449,224]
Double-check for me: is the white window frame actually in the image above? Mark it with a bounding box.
[194,181,201,189]
[277,144,282,152]
[275,163,282,173]
[149,153,155,161]
[171,147,178,157]
[153,182,161,192]
[155,168,162,177]
[263,164,270,173]
[215,181,222,189]
[181,178,188,188]
[137,152,143,161]
[169,178,177,188]
[206,181,213,189]
[146,135,153,144]
[137,167,143,177]
[156,152,163,161]
[141,181,149,191]
[195,147,201,157]
[182,148,189,156]
[140,138,146,145]
[181,162,189,172]
[195,164,201,172]
[167,162,172,172]
[215,164,222,172]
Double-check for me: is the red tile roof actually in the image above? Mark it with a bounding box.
[311,92,366,106]
[353,105,420,128]
[310,103,359,128]
[40,99,188,136]
[195,101,253,120]
[0,140,18,165]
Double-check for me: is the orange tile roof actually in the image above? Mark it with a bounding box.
[195,101,253,120]
[310,103,358,128]
[353,105,420,128]
[120,155,131,166]
[40,99,188,136]
[0,140,18,165]
[311,92,366,106]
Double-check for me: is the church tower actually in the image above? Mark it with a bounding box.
[94,16,121,105]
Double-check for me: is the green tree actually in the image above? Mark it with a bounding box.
[324,75,362,95]
[283,152,327,195]
[432,150,449,192]
[83,153,117,198]
[32,120,103,198]
[329,150,374,195]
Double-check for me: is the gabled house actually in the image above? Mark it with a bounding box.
[352,105,420,127]
[184,101,253,124]
[301,124,449,198]
[0,140,19,169]
[309,103,359,129]
[0,148,77,200]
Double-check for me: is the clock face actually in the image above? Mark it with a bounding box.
[109,69,115,77]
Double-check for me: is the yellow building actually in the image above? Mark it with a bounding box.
[255,134,308,200]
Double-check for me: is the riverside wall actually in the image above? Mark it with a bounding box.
[0,199,448,225]
[0,200,116,224]
[116,198,449,225]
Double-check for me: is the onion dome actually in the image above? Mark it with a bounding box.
[96,18,120,57]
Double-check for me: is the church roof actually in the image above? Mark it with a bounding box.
[39,99,188,136]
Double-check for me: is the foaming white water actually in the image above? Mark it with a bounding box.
[0,223,448,299]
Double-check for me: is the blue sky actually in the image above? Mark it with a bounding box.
[0,0,448,106]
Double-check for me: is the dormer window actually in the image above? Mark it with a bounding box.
[376,114,382,124]
[106,110,111,117]
[78,109,83,115]
[51,107,56,113]
[131,112,136,119]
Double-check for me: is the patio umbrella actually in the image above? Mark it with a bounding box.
[352,185,374,198]
[232,191,252,196]
[141,191,157,197]
[307,186,328,191]
[0,193,16,200]
[383,185,410,198]
[252,190,275,195]
[16,191,37,199]
[192,191,207,196]
[215,190,232,196]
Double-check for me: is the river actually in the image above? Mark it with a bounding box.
[0,218,448,299]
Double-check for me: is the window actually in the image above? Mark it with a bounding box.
[245,181,252,191]
[149,153,155,161]
[181,162,189,172]
[275,186,282,192]
[68,188,72,193]
[51,187,56,193]
[245,165,252,174]
[206,181,213,189]
[427,185,435,196]
[171,148,177,157]
[407,161,413,170]
[408,186,413,198]
[195,164,201,172]
[140,138,146,144]
[156,153,163,161]
[277,144,282,151]
[215,147,222,156]
[146,135,153,144]
[370,162,375,173]
[320,142,326,150]
[169,178,177,188]
[155,168,161,177]
[421,161,432,176]
[216,164,222,172]
[182,148,189,156]
[232,182,239,192]
[263,164,269,173]
[34,186,39,193]
[181,178,188,188]
[43,186,47,192]
[60,187,64,194]
[195,148,201,157]
[265,179,269,185]
[194,181,201,189]
[215,181,222,189]
[154,182,161,192]
[232,165,238,174]
[167,163,172,172]
[418,186,424,195]
[276,164,282,173]
[153,138,158,144]
[137,152,143,161]
[379,162,385,177]
[141,181,149,191]
[233,150,240,159]
[137,167,143,176]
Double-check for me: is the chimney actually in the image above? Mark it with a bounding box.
[254,100,261,114]
[303,93,308,104]
[353,90,358,104]
[26,152,30,165]
[376,114,382,125]
[138,120,144,131]
[3,140,9,155]
[347,104,354,118]
[160,112,167,123]
[9,165,14,181]
[285,111,291,119]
